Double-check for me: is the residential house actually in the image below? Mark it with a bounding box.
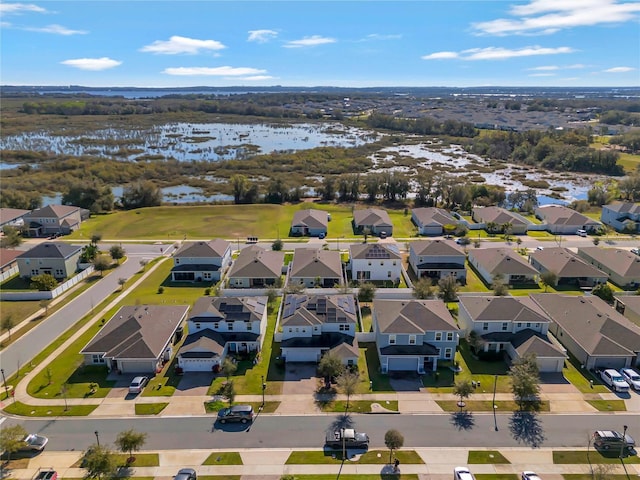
[0,248,21,274]
[279,294,358,365]
[614,295,640,327]
[531,294,640,370]
[289,248,343,288]
[458,296,566,372]
[22,204,90,237]
[471,206,531,235]
[353,208,393,237]
[411,207,458,236]
[467,248,538,285]
[16,242,83,280]
[601,202,640,233]
[177,296,268,372]
[408,239,467,283]
[577,247,640,289]
[81,305,189,374]
[171,239,232,283]
[227,245,284,288]
[373,299,459,373]
[349,243,402,283]
[534,205,601,234]
[0,208,30,230]
[529,247,608,288]
[290,209,329,237]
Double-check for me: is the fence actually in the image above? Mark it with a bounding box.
[0,266,95,301]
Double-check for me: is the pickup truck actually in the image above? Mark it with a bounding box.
[325,428,370,449]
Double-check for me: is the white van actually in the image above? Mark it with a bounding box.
[577,229,588,237]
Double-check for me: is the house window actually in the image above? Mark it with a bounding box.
[446,332,454,341]
[388,271,392,278]
[483,322,489,331]
[535,323,540,328]
[196,323,201,330]
[389,335,396,345]
[409,335,416,345]
[347,359,354,366]
[92,354,105,364]
[435,332,442,341]
[444,348,453,359]
[339,324,350,331]
[176,259,180,264]
[393,261,396,266]
[526,322,531,328]
[288,328,293,333]
[247,323,252,331]
[55,269,63,277]
[516,323,522,328]
[501,322,508,331]
[213,322,219,329]
[380,261,384,266]
[227,322,233,331]
[204,273,211,280]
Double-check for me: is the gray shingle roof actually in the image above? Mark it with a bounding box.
[530,248,607,279]
[281,294,357,327]
[410,239,465,257]
[353,208,393,228]
[469,248,538,276]
[290,248,342,278]
[174,239,230,258]
[460,296,551,324]
[373,299,457,333]
[472,206,529,226]
[189,296,267,323]
[412,207,457,227]
[17,242,82,259]
[604,202,640,215]
[26,204,80,218]
[510,329,566,358]
[291,209,328,229]
[577,247,640,278]
[350,243,401,260]
[228,245,284,278]
[536,205,601,227]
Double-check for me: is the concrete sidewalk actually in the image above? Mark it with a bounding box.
[9,447,640,480]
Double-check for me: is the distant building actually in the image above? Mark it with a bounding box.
[601,202,640,233]
[534,205,601,235]
[411,208,458,236]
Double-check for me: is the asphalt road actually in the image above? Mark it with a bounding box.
[5,413,638,451]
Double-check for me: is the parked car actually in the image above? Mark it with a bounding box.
[128,376,149,394]
[521,472,542,480]
[31,469,57,480]
[20,433,48,452]
[217,404,255,424]
[456,237,470,245]
[631,247,640,256]
[593,430,635,451]
[600,369,630,392]
[620,368,640,391]
[577,229,588,237]
[454,466,476,480]
[174,469,196,480]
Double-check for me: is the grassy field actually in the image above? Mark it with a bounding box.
[135,403,169,415]
[468,450,510,464]
[3,401,97,416]
[585,399,626,411]
[203,451,244,465]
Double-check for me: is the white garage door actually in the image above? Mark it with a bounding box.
[282,348,320,362]
[180,358,217,372]
[537,357,564,373]
[388,357,418,371]
[121,360,155,374]
[594,357,627,370]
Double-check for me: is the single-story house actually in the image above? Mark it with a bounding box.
[411,207,458,236]
[614,295,640,327]
[279,294,359,365]
[16,242,83,280]
[289,248,343,288]
[349,242,402,283]
[353,208,393,237]
[171,239,232,283]
[81,305,189,374]
[408,239,467,283]
[0,248,22,274]
[529,247,608,288]
[577,247,640,289]
[227,245,284,288]
[177,296,268,372]
[472,206,531,235]
[22,204,90,237]
[534,205,601,235]
[291,209,329,237]
[0,208,30,230]
[467,248,538,285]
[601,202,640,233]
[531,294,640,370]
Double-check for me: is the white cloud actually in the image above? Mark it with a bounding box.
[247,29,278,43]
[423,45,574,61]
[567,64,586,69]
[473,0,640,36]
[1,21,11,27]
[60,57,121,71]
[527,65,559,70]
[141,36,226,55]
[283,35,336,48]
[603,66,635,72]
[25,23,87,35]
[529,73,556,76]
[363,33,402,41]
[239,75,275,81]
[0,3,47,14]
[163,66,268,76]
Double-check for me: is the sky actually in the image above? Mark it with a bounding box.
[1,0,639,88]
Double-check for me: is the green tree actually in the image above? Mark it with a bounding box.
[0,425,27,463]
[272,239,283,251]
[1,314,15,340]
[81,444,118,480]
[218,380,236,406]
[466,330,485,354]
[539,270,558,292]
[592,283,614,303]
[121,180,162,209]
[91,233,102,246]
[109,245,125,263]
[384,429,404,464]
[118,278,127,291]
[30,273,58,291]
[92,254,112,276]
[509,353,540,410]
[39,299,51,316]
[453,380,474,411]
[221,358,237,380]
[412,277,434,299]
[317,352,345,381]
[357,282,376,303]
[437,275,459,302]
[62,180,114,214]
[491,274,509,296]
[230,174,249,204]
[115,428,147,463]
[486,221,499,234]
[336,370,359,411]
[80,244,99,262]
[0,226,22,248]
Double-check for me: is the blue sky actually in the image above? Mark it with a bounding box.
[1,0,639,87]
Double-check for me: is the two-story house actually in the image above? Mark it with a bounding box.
[22,204,90,237]
[372,299,459,374]
[177,296,268,372]
[279,294,359,365]
[288,248,343,288]
[16,242,83,280]
[0,208,30,231]
[349,243,402,283]
[227,245,284,288]
[458,296,566,372]
[408,239,467,283]
[601,201,640,233]
[171,239,232,283]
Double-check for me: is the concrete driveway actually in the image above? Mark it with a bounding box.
[282,363,319,395]
[174,372,214,396]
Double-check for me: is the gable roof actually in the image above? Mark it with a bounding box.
[603,202,640,215]
[531,294,640,358]
[459,296,551,324]
[17,242,82,259]
[577,247,640,278]
[617,295,640,326]
[353,208,393,228]
[290,248,342,278]
[174,239,230,258]
[189,296,267,323]
[472,206,529,226]
[178,329,225,357]
[0,208,30,225]
[373,299,457,333]
[0,248,22,267]
[530,247,607,278]
[291,209,328,229]
[510,329,566,358]
[25,204,81,218]
[228,245,284,278]
[81,305,188,359]
[536,205,601,227]
[412,207,457,227]
[469,248,538,276]
[281,294,357,328]
[350,242,401,260]
[410,239,465,257]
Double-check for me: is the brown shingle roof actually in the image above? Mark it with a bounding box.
[0,208,30,225]
[353,208,393,228]
[290,248,342,278]
[577,247,640,278]
[410,239,465,257]
[174,239,230,258]
[536,205,601,227]
[26,204,80,218]
[373,299,457,333]
[412,207,457,227]
[291,209,328,229]
[228,245,284,278]
[350,243,401,260]
[472,206,529,226]
[0,248,22,267]
[530,247,607,279]
[459,296,551,324]
[469,248,538,276]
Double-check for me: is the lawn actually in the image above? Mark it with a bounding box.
[3,401,97,416]
[202,452,244,465]
[135,402,169,415]
[617,151,640,174]
[362,342,394,392]
[114,453,159,467]
[286,450,423,464]
[288,476,417,480]
[562,354,609,394]
[444,340,511,394]
[436,400,550,412]
[553,450,640,464]
[318,400,399,413]
[468,450,511,464]
[475,476,518,480]
[585,399,626,411]
[459,264,490,293]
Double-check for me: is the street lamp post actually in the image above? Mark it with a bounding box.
[620,425,628,459]
[0,368,8,399]
[94,430,100,446]
[261,375,266,410]
[492,374,498,431]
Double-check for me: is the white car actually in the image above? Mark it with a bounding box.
[620,368,640,391]
[20,433,48,451]
[522,472,542,480]
[600,369,630,392]
[631,248,640,256]
[128,376,149,394]
[454,466,476,480]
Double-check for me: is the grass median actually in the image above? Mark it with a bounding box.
[286,450,424,465]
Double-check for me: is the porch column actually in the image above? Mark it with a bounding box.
[432,357,437,371]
